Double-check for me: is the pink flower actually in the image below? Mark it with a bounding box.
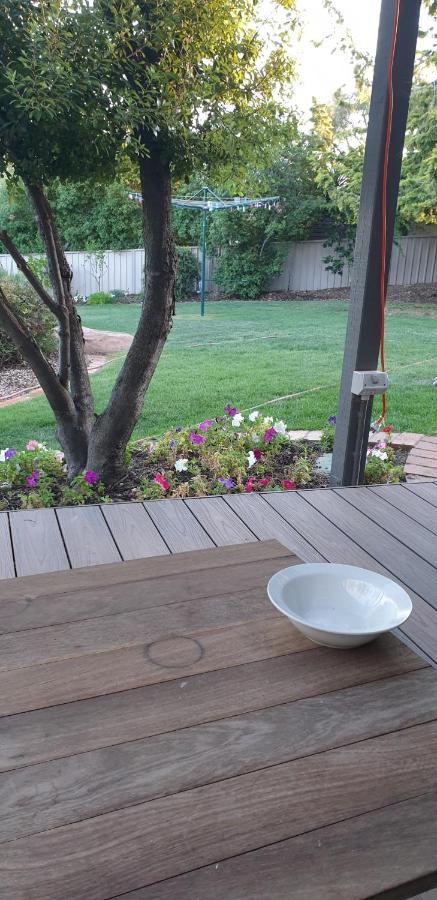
[26,440,39,451]
[189,432,205,445]
[198,419,213,431]
[154,473,170,491]
[26,470,39,487]
[244,479,254,493]
[258,476,270,488]
[282,479,297,491]
[84,470,98,485]
[253,448,262,461]
[263,427,278,443]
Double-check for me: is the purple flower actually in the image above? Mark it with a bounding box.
[4,448,16,460]
[328,415,337,426]
[26,470,39,487]
[218,477,235,489]
[169,439,176,449]
[224,405,237,417]
[198,419,213,431]
[263,427,278,443]
[175,426,182,433]
[189,432,205,445]
[84,470,98,485]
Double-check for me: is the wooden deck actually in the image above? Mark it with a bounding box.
[2,481,437,668]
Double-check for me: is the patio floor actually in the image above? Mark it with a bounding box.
[1,480,437,667]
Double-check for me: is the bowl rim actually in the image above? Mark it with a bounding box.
[267,563,413,636]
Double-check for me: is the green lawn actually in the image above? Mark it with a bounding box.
[2,300,437,448]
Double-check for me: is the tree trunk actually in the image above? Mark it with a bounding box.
[86,150,176,482]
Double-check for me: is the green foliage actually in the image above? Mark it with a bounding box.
[214,243,282,299]
[0,274,55,366]
[86,291,115,306]
[364,457,404,485]
[175,249,198,300]
[321,426,335,452]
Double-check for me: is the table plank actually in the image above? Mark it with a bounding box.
[123,791,437,900]
[0,585,291,673]
[0,616,307,715]
[0,539,289,602]
[9,508,69,576]
[2,721,437,900]
[224,493,325,562]
[335,486,437,567]
[56,506,121,568]
[2,667,434,843]
[101,503,169,559]
[0,514,14,579]
[0,635,422,767]
[0,554,295,636]
[184,497,257,545]
[144,499,214,552]
[370,483,437,534]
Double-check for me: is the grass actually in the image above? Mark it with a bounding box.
[2,300,437,448]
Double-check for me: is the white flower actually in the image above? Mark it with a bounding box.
[232,413,244,427]
[263,416,273,426]
[274,420,287,434]
[247,450,257,469]
[54,450,64,462]
[371,449,388,461]
[0,450,7,463]
[175,458,188,472]
[248,410,259,422]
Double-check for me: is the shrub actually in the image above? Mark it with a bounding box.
[0,273,56,367]
[213,245,282,299]
[175,247,198,300]
[86,291,115,305]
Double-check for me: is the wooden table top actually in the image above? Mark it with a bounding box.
[1,539,437,900]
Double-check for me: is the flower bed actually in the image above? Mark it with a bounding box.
[0,409,405,511]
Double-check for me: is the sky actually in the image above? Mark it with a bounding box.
[290,0,434,115]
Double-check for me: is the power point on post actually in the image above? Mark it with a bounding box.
[351,371,389,397]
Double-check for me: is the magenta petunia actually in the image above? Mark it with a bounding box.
[189,432,205,445]
[244,479,254,493]
[84,470,99,485]
[26,470,39,488]
[154,473,170,491]
[263,427,277,443]
[258,476,270,488]
[282,479,297,491]
[253,448,262,461]
[198,419,213,431]
[224,405,237,417]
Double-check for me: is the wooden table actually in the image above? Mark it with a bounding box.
[1,539,437,900]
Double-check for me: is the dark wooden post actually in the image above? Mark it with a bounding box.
[330,0,421,487]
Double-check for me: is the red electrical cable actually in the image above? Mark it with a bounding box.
[375,0,401,426]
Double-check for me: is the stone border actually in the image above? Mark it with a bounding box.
[287,429,425,450]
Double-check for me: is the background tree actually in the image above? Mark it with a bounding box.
[0,0,296,482]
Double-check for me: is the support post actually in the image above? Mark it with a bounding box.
[200,187,207,317]
[330,0,421,487]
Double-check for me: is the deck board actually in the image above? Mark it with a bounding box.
[9,508,69,576]
[184,496,257,545]
[0,514,14,579]
[144,499,215,552]
[56,506,121,568]
[101,502,169,560]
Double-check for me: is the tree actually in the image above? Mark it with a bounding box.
[0,0,295,482]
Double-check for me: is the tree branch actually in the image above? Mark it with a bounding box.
[0,285,74,419]
[0,229,60,319]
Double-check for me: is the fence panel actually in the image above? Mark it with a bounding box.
[0,236,435,297]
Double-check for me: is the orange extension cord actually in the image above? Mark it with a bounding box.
[375,0,401,427]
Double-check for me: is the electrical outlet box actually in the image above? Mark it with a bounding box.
[351,370,388,397]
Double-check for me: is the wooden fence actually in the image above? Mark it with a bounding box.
[0,235,435,297]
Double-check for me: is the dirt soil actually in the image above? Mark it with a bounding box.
[257,283,437,304]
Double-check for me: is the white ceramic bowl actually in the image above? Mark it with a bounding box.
[267,563,412,648]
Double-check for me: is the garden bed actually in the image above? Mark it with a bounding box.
[0,408,406,511]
